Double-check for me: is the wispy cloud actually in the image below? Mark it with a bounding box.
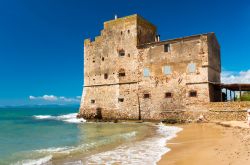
[222,70,250,84]
[29,95,81,103]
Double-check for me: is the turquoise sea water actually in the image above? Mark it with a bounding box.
[0,106,182,165]
[0,107,80,164]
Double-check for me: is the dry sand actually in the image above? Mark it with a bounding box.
[158,123,250,165]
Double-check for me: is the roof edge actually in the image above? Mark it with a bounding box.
[137,32,215,48]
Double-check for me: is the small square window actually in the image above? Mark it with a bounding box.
[102,57,104,61]
[189,91,197,97]
[118,98,124,102]
[143,68,150,77]
[119,72,125,77]
[163,66,171,75]
[104,73,108,79]
[165,92,172,98]
[164,44,170,52]
[188,63,196,73]
[144,93,150,99]
[91,99,95,104]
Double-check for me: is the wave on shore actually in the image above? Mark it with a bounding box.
[33,113,86,123]
[13,130,139,165]
[85,123,182,165]
[13,155,52,165]
[17,120,182,165]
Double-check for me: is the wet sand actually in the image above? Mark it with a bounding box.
[158,123,250,165]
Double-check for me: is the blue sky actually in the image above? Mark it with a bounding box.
[0,0,250,106]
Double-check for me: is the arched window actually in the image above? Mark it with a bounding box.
[118,49,125,57]
[118,68,126,77]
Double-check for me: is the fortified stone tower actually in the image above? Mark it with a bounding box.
[80,14,157,119]
[79,14,221,120]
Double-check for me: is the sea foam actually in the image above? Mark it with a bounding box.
[33,113,86,123]
[13,155,52,165]
[23,121,181,165]
[85,123,182,165]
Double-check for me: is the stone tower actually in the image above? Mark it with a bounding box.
[79,14,221,120]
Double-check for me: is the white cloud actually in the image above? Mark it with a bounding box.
[59,96,79,102]
[222,70,250,84]
[76,96,81,99]
[29,96,36,100]
[29,95,81,103]
[43,95,58,101]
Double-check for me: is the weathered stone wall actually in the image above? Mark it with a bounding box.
[137,35,211,116]
[185,102,250,121]
[80,15,156,120]
[79,14,228,121]
[80,84,140,120]
[84,15,139,87]
[137,17,157,45]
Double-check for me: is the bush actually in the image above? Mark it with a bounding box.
[236,92,250,101]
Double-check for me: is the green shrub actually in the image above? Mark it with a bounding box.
[236,91,250,101]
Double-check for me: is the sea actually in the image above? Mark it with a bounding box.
[0,106,182,165]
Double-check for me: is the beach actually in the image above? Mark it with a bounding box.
[0,107,181,165]
[158,123,250,165]
[1,107,250,165]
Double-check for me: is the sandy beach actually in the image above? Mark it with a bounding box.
[158,123,250,165]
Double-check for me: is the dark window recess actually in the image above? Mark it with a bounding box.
[165,92,172,98]
[118,98,124,102]
[118,69,126,77]
[91,99,95,104]
[128,30,130,34]
[144,93,150,99]
[189,91,197,97]
[93,60,95,63]
[121,31,123,35]
[119,72,126,77]
[104,73,108,79]
[119,50,125,57]
[164,44,170,52]
[102,57,104,61]
[128,53,130,57]
[96,107,102,119]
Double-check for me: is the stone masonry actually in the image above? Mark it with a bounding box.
[79,14,223,120]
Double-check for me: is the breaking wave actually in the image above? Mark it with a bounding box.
[13,155,52,165]
[14,123,182,165]
[85,123,182,165]
[33,113,86,123]
[13,130,139,164]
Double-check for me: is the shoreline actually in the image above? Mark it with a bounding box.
[51,122,181,165]
[158,123,250,165]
